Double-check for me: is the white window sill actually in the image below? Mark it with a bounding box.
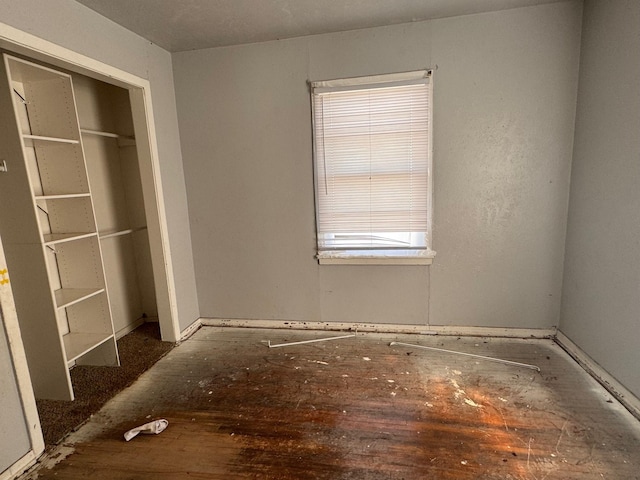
[317,250,435,266]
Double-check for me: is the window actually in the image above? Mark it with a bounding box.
[310,71,435,265]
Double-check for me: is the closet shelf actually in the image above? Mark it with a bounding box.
[23,134,79,147]
[43,232,97,246]
[35,193,91,200]
[80,129,118,138]
[81,128,136,147]
[54,287,105,309]
[63,332,114,365]
[99,226,147,240]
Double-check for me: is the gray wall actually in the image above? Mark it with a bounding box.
[0,0,200,332]
[0,310,30,473]
[174,1,582,328]
[560,0,640,398]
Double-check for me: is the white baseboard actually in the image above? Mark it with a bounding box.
[179,318,202,342]
[199,317,556,339]
[114,317,146,340]
[556,331,640,420]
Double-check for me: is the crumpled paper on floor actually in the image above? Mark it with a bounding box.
[124,418,169,441]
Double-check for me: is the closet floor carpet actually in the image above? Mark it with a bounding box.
[24,327,640,479]
[36,322,174,446]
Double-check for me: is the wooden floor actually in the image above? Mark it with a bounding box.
[24,328,640,479]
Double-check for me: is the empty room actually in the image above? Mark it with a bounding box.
[0,0,639,478]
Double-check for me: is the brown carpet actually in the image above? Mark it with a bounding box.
[36,322,174,446]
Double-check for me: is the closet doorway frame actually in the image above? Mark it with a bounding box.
[0,25,181,343]
[0,234,44,480]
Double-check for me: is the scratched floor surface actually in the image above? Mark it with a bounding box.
[23,327,640,479]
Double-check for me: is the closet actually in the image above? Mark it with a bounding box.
[0,54,157,401]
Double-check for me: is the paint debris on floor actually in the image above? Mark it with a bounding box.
[22,328,640,479]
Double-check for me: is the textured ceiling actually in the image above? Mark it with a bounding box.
[75,0,568,52]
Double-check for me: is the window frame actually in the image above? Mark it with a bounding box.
[310,70,436,266]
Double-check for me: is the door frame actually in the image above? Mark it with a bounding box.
[0,22,181,343]
[0,235,44,480]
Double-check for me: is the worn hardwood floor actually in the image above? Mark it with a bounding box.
[23,327,640,479]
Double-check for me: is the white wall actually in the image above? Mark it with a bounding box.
[560,0,640,398]
[174,1,582,328]
[0,0,200,332]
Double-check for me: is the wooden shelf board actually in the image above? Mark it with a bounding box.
[54,287,105,309]
[99,229,133,240]
[35,193,91,200]
[81,128,135,146]
[7,55,72,82]
[23,134,79,147]
[63,332,114,364]
[43,232,97,246]
[81,128,119,138]
[97,227,151,240]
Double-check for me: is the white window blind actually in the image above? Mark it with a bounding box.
[311,71,434,261]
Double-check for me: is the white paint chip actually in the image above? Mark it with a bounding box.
[308,360,329,365]
[464,398,483,408]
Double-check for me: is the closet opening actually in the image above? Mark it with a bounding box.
[0,41,179,444]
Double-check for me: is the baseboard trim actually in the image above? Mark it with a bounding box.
[180,318,202,342]
[114,318,146,340]
[199,318,556,339]
[555,331,640,421]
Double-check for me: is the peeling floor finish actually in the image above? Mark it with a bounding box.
[22,327,640,479]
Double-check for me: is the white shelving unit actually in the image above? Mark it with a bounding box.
[0,55,119,401]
